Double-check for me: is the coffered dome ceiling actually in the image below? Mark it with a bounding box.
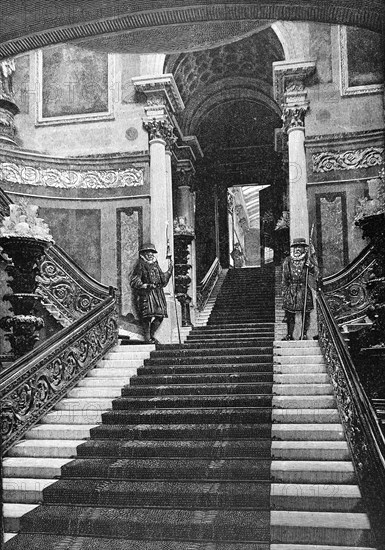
[169,28,284,186]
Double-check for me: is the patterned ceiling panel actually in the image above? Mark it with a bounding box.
[168,28,284,104]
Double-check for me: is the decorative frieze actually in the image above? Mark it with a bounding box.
[0,161,144,188]
[312,147,384,173]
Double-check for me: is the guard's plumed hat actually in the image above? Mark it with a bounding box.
[139,242,157,253]
[290,237,308,247]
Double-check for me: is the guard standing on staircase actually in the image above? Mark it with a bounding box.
[282,237,318,340]
[130,242,173,343]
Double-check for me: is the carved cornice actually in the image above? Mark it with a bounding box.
[312,147,384,173]
[1,298,118,454]
[273,60,316,106]
[306,128,385,151]
[133,74,184,115]
[0,161,144,188]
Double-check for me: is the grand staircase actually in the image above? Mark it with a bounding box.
[3,267,378,549]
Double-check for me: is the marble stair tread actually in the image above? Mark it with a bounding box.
[274,374,329,382]
[6,439,83,457]
[272,396,336,408]
[3,457,73,478]
[274,366,327,374]
[270,546,376,550]
[87,368,138,378]
[41,411,104,424]
[271,483,360,497]
[104,351,152,360]
[270,518,374,547]
[77,378,134,386]
[54,398,114,410]
[113,345,155,352]
[271,483,363,512]
[3,503,39,532]
[3,478,57,502]
[3,533,17,543]
[122,382,273,397]
[99,359,145,367]
[273,384,333,395]
[24,425,96,439]
[272,409,340,423]
[271,440,350,460]
[68,387,124,398]
[274,356,325,364]
[271,461,356,484]
[272,424,345,440]
[77,439,272,458]
[111,394,273,409]
[274,349,323,356]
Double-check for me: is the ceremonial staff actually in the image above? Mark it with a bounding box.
[166,222,181,345]
[300,224,315,340]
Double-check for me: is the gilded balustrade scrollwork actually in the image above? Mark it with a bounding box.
[317,292,385,546]
[1,297,118,454]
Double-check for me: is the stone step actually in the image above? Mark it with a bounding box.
[77,438,272,459]
[275,365,327,374]
[271,441,350,461]
[6,439,82,458]
[274,374,329,383]
[112,394,273,410]
[271,461,356,484]
[122,382,272,397]
[68,387,123,398]
[270,511,374,546]
[272,409,340,423]
[3,503,38,533]
[271,483,362,512]
[99,358,146,367]
[3,478,57,503]
[42,410,104,424]
[77,377,133,387]
[87,368,138,378]
[54,398,114,411]
[130,372,273,386]
[150,346,273,358]
[24,425,96,440]
[274,348,323,356]
[157,340,273,350]
[275,340,320,348]
[136,363,274,376]
[187,335,275,341]
[104,351,152,360]
[272,396,336,408]
[60,457,271,480]
[3,457,72,478]
[274,356,325,365]
[272,424,345,441]
[113,345,155,352]
[274,384,332,396]
[143,354,273,366]
[271,545,375,550]
[102,407,273,425]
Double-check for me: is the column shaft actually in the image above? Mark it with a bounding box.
[288,127,309,241]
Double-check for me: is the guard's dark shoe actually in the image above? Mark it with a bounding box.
[282,335,294,341]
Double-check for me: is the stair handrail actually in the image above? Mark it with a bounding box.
[321,243,376,326]
[0,187,111,326]
[1,289,118,455]
[317,288,385,546]
[197,257,221,311]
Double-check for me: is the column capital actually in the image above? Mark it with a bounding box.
[143,118,178,150]
[282,105,308,132]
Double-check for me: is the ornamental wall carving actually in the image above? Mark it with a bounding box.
[0,162,144,188]
[312,147,384,173]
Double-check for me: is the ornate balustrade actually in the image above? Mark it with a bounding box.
[1,291,118,455]
[317,290,385,547]
[0,188,111,329]
[196,257,221,311]
[321,244,376,326]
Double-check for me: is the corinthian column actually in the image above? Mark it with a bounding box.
[133,75,184,342]
[273,61,316,243]
[0,58,20,146]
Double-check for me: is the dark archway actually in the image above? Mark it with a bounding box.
[1,0,384,58]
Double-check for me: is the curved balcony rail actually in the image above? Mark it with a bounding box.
[1,291,118,455]
[321,244,376,326]
[317,289,385,548]
[0,187,111,327]
[196,257,221,311]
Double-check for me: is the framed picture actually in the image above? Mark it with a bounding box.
[36,44,114,125]
[339,25,384,96]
